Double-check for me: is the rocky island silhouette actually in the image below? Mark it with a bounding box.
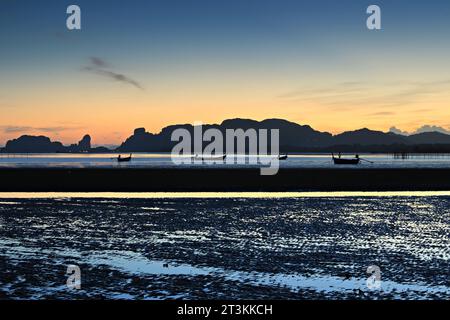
[2,118,450,153]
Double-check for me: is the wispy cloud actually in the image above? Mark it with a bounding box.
[1,126,84,134]
[389,124,450,136]
[369,111,395,117]
[411,108,433,113]
[413,125,450,135]
[83,57,144,90]
[89,57,109,68]
[280,80,450,108]
[389,126,409,136]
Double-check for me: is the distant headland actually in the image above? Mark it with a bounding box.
[2,118,450,153]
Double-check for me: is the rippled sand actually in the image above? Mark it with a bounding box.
[0,196,448,299]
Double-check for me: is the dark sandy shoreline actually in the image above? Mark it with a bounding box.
[1,168,450,192]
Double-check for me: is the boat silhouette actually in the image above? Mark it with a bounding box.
[332,153,360,165]
[117,154,132,162]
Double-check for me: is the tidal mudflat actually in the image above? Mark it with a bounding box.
[0,194,448,300]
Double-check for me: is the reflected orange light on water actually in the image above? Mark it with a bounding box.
[1,191,450,199]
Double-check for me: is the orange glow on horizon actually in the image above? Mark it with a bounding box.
[2,73,450,146]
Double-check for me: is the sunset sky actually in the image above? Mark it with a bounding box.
[1,0,450,145]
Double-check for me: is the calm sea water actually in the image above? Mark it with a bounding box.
[0,192,448,300]
[1,153,450,169]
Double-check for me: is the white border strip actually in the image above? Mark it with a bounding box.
[1,191,450,198]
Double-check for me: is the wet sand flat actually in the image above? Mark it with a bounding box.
[0,195,448,300]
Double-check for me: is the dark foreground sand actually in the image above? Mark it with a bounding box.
[1,168,450,191]
[0,196,448,299]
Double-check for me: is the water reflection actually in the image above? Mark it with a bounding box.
[1,153,450,169]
